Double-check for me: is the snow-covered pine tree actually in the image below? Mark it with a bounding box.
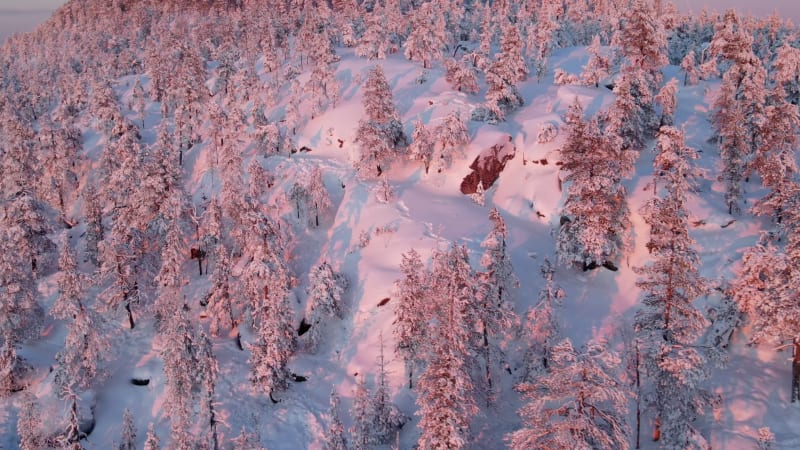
[732,230,800,348]
[98,210,145,330]
[252,105,282,156]
[4,191,56,274]
[1,112,39,197]
[772,41,800,105]
[356,3,389,60]
[206,244,237,337]
[606,0,667,149]
[17,391,43,450]
[607,66,658,150]
[375,174,395,203]
[0,332,32,395]
[408,119,435,174]
[655,78,679,127]
[712,85,749,216]
[153,216,186,332]
[325,389,347,450]
[287,181,310,222]
[59,390,86,450]
[444,57,479,94]
[372,332,404,443]
[132,77,146,127]
[635,126,713,449]
[751,85,800,222]
[404,2,447,69]
[246,242,296,399]
[350,374,375,450]
[394,248,429,388]
[433,111,469,173]
[557,99,634,270]
[52,242,110,392]
[231,426,264,450]
[477,208,518,391]
[709,10,768,215]
[524,4,557,79]
[305,15,340,114]
[680,50,699,86]
[307,166,332,227]
[617,0,668,80]
[521,258,564,381]
[247,159,272,207]
[83,183,104,266]
[305,261,348,352]
[52,239,84,321]
[118,408,136,450]
[483,21,527,121]
[161,302,201,450]
[202,197,223,252]
[416,243,479,449]
[581,35,610,88]
[37,120,81,220]
[354,65,407,177]
[100,119,141,209]
[197,331,221,450]
[143,423,160,450]
[507,338,630,450]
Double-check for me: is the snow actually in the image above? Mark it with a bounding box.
[2,16,800,450]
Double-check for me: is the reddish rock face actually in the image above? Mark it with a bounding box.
[460,139,516,195]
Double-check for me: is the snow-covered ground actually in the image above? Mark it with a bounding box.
[2,12,800,450]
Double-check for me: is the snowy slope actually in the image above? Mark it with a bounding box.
[2,11,800,450]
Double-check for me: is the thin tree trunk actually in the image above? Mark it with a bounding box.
[125,301,135,329]
[483,324,492,391]
[635,342,641,449]
[209,398,219,450]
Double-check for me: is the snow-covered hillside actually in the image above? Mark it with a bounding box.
[1,1,799,449]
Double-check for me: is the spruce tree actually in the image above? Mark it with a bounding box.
[484,22,527,121]
[521,258,564,381]
[477,208,518,391]
[354,65,407,177]
[394,248,428,388]
[118,409,137,450]
[325,390,347,450]
[557,99,634,270]
[416,244,479,449]
[635,126,712,449]
[508,339,630,450]
[350,375,375,450]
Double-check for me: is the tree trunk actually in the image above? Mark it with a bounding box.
[652,416,661,442]
[635,343,641,449]
[483,324,492,392]
[125,301,135,329]
[209,399,219,450]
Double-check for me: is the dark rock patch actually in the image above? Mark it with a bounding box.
[602,261,619,272]
[460,140,516,195]
[298,318,311,336]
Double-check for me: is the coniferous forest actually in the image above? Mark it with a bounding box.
[1,0,800,448]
